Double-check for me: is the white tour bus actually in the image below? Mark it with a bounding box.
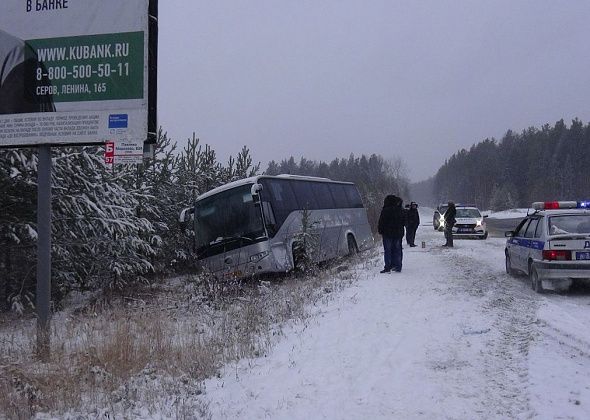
[180,175,374,279]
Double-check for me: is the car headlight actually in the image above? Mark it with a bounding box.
[476,220,482,227]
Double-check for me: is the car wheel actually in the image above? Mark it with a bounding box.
[505,254,515,276]
[529,263,544,293]
[481,231,488,240]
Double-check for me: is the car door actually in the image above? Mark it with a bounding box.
[522,217,540,271]
[508,218,530,271]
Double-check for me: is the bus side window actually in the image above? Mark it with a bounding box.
[329,184,349,208]
[261,179,298,227]
[344,185,363,208]
[290,180,318,210]
[312,182,335,209]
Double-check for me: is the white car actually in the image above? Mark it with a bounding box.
[441,205,488,239]
[505,201,590,293]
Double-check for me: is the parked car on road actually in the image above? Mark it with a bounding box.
[505,201,590,293]
[434,203,488,239]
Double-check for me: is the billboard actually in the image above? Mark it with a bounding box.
[0,0,157,147]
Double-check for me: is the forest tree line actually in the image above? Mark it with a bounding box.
[433,119,590,210]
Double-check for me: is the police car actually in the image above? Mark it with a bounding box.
[435,204,488,239]
[452,205,488,239]
[505,201,590,293]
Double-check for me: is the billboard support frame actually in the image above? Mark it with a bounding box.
[36,144,51,361]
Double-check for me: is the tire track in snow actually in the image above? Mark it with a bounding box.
[433,245,539,418]
[537,319,590,360]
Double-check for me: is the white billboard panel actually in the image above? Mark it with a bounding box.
[0,0,152,147]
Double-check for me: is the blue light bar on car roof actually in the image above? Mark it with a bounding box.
[578,201,590,209]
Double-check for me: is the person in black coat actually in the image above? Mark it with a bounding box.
[443,201,456,247]
[377,195,407,273]
[406,202,420,247]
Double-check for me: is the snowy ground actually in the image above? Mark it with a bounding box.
[200,209,590,419]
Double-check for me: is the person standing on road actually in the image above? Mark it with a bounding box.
[443,201,456,247]
[378,195,407,273]
[406,202,420,247]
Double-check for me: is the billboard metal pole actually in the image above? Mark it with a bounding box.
[36,144,52,361]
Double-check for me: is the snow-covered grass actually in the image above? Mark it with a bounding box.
[0,257,370,419]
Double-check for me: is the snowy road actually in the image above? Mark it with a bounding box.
[202,216,590,419]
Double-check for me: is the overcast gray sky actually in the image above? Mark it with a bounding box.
[158,0,590,182]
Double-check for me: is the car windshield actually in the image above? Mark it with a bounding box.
[548,214,590,235]
[194,184,265,252]
[456,208,482,218]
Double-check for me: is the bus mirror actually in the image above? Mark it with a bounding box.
[179,207,194,225]
[251,183,263,197]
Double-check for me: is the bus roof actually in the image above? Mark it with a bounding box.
[195,174,354,202]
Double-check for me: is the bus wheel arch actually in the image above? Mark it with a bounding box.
[347,233,358,255]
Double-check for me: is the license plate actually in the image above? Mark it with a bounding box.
[576,252,590,260]
[458,228,472,233]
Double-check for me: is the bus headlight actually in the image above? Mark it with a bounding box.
[249,251,269,262]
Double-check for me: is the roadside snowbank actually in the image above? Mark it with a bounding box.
[487,208,532,220]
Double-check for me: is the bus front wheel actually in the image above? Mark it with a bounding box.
[292,244,306,272]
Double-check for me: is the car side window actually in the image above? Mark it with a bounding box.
[524,218,539,238]
[514,219,530,237]
[534,217,544,238]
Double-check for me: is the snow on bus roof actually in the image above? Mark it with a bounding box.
[195,174,353,202]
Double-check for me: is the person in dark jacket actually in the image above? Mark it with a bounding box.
[443,201,456,247]
[377,195,407,273]
[406,202,420,247]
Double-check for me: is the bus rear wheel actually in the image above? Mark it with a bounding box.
[347,235,358,256]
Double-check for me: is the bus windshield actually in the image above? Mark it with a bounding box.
[194,184,265,253]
